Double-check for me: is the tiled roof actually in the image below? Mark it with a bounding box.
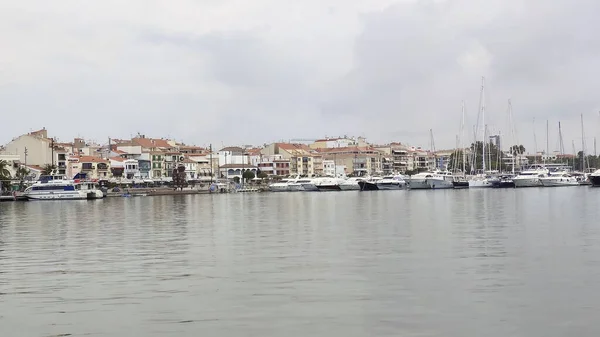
[77,156,109,163]
[132,137,172,149]
[109,157,125,162]
[277,143,312,153]
[219,146,244,152]
[24,165,43,171]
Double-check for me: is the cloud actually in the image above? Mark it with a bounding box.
[1,0,600,154]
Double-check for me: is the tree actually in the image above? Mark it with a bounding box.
[0,160,11,190]
[242,170,255,182]
[233,176,240,184]
[469,141,507,172]
[257,171,269,179]
[41,164,57,175]
[447,150,468,172]
[509,145,526,155]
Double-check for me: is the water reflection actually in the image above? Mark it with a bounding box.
[1,189,600,336]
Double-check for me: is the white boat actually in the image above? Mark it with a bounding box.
[540,173,580,187]
[408,172,434,189]
[512,167,549,187]
[468,174,494,188]
[315,177,345,191]
[296,178,318,191]
[24,175,104,200]
[426,171,454,189]
[268,176,303,192]
[376,175,406,190]
[339,177,365,191]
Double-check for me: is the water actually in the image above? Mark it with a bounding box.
[1,188,600,336]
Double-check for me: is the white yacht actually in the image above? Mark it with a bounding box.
[24,175,104,200]
[268,176,302,192]
[426,171,454,189]
[296,178,318,191]
[376,175,406,190]
[339,177,365,191]
[408,172,434,189]
[539,173,580,187]
[512,166,549,187]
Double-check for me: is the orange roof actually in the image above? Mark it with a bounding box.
[112,149,127,154]
[25,165,44,171]
[277,143,312,152]
[132,137,172,149]
[77,156,109,163]
[109,157,125,162]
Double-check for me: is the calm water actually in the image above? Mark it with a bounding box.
[1,188,600,336]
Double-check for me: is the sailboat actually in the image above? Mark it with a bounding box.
[469,77,494,188]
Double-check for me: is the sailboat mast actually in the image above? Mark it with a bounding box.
[533,118,538,164]
[481,76,486,173]
[581,114,586,172]
[546,120,549,157]
[508,100,515,174]
[461,101,466,174]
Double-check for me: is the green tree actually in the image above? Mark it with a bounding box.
[509,145,526,155]
[257,171,268,179]
[470,141,507,172]
[41,164,57,175]
[242,170,255,182]
[233,176,240,184]
[447,150,468,172]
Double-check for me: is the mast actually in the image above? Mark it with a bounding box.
[546,119,549,158]
[581,114,586,172]
[558,122,564,155]
[209,144,213,184]
[461,101,466,174]
[508,100,515,173]
[533,118,538,165]
[481,77,486,174]
[572,140,576,171]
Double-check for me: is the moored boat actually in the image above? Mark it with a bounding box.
[23,175,104,200]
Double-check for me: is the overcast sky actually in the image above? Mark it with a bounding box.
[2,0,600,154]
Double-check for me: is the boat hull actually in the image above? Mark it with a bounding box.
[426,178,454,189]
[358,181,379,191]
[492,181,515,188]
[376,183,404,190]
[513,178,542,188]
[316,185,341,191]
[468,179,494,188]
[452,181,469,189]
[407,178,430,190]
[25,191,88,200]
[339,183,360,191]
[540,179,580,187]
[590,175,600,187]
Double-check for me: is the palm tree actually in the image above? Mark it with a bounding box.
[15,166,30,180]
[0,160,12,191]
[0,160,11,178]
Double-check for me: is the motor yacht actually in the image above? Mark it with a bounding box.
[23,175,104,200]
[540,173,580,187]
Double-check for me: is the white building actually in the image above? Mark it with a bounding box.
[322,160,346,177]
[218,146,248,166]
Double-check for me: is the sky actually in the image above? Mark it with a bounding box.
[2,0,600,154]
